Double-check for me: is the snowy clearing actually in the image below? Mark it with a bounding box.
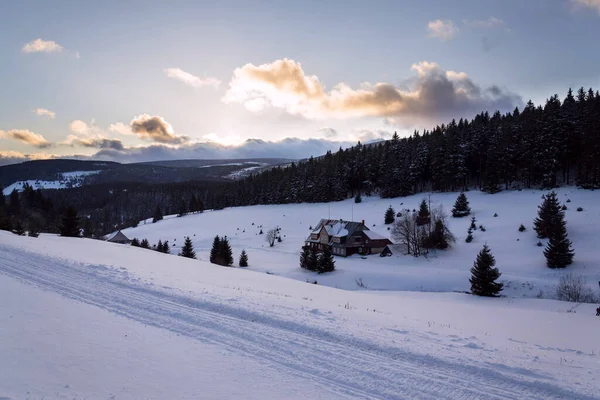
[0,232,598,399]
[2,170,100,195]
[124,187,600,300]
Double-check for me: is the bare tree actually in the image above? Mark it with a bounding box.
[392,205,455,257]
[556,273,596,303]
[391,212,425,257]
[266,228,277,247]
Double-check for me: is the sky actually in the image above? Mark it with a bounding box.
[1,0,600,164]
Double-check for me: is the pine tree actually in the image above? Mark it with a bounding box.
[131,238,140,247]
[465,226,474,243]
[317,247,335,273]
[544,214,574,268]
[470,215,477,230]
[179,236,196,259]
[416,199,430,226]
[153,205,163,223]
[13,220,25,236]
[354,193,362,203]
[60,206,80,237]
[140,238,150,249]
[307,247,320,272]
[210,235,221,264]
[189,194,199,213]
[177,199,188,217]
[299,246,311,269]
[452,192,470,218]
[239,250,249,267]
[469,245,503,297]
[533,191,561,239]
[162,240,170,254]
[27,219,40,237]
[156,240,164,252]
[219,236,233,266]
[384,206,395,224]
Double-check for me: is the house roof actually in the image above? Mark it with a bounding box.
[106,230,130,242]
[363,229,389,241]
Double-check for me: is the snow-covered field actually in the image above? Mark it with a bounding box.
[124,187,600,301]
[0,232,598,399]
[2,170,100,195]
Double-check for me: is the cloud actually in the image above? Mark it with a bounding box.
[129,114,190,144]
[69,120,92,134]
[427,20,459,41]
[33,108,56,119]
[108,122,131,136]
[572,0,600,13]
[349,129,392,143]
[0,151,56,166]
[91,137,358,163]
[22,38,64,54]
[62,135,124,151]
[222,58,522,125]
[165,68,221,89]
[317,127,338,138]
[0,129,51,148]
[464,17,509,31]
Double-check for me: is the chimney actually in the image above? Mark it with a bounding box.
[361,220,365,226]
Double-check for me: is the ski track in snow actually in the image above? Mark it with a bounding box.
[0,245,595,400]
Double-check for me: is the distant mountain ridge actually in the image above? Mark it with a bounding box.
[0,158,291,189]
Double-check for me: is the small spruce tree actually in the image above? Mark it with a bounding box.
[354,193,362,203]
[13,220,25,236]
[140,238,150,249]
[470,215,477,230]
[60,206,80,237]
[239,250,249,267]
[162,240,170,254]
[544,216,574,268]
[156,239,164,252]
[210,235,221,264]
[452,192,470,218]
[384,206,396,224]
[465,226,474,243]
[317,247,335,273]
[469,245,503,297]
[177,199,188,217]
[300,246,311,270]
[307,247,320,272]
[131,238,140,247]
[179,236,196,259]
[153,205,163,223]
[533,192,561,239]
[220,236,234,266]
[416,199,430,226]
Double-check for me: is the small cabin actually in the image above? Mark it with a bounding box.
[105,230,131,244]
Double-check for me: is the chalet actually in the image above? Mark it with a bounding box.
[305,219,392,257]
[105,230,131,244]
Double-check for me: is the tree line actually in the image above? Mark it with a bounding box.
[1,87,599,236]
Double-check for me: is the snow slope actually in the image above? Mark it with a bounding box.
[0,232,598,399]
[2,170,99,195]
[124,187,600,300]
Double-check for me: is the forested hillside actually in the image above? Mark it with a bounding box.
[1,87,599,236]
[229,88,600,204]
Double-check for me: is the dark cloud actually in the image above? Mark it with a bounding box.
[130,114,189,144]
[64,136,124,151]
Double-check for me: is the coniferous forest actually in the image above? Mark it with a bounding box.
[0,87,599,236]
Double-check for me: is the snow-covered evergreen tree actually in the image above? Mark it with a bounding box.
[469,245,503,297]
[178,236,196,259]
